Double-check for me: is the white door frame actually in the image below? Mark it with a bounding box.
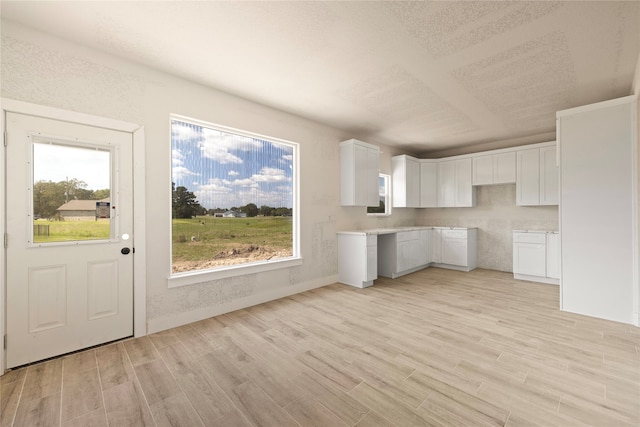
[0,98,147,374]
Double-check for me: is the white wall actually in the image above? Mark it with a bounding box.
[0,21,416,334]
[416,185,558,272]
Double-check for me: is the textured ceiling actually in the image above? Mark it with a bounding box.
[1,1,639,155]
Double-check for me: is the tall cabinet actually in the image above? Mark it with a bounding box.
[557,95,638,325]
[340,139,380,206]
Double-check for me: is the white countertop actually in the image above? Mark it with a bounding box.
[337,226,477,236]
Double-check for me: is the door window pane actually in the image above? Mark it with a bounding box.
[32,141,111,243]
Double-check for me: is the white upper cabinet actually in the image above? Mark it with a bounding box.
[420,160,438,207]
[340,139,380,206]
[437,160,456,207]
[392,155,421,207]
[516,142,557,206]
[438,158,476,207]
[539,146,558,205]
[472,152,516,186]
[455,158,475,207]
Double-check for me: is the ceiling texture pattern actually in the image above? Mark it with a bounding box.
[1,1,639,155]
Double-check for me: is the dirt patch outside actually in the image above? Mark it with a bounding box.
[172,244,293,273]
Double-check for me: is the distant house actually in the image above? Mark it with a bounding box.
[222,210,247,218]
[56,198,110,221]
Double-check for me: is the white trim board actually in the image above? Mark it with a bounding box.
[0,98,147,374]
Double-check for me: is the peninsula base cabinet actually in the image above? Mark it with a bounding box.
[432,228,478,272]
[512,231,559,285]
[337,234,377,288]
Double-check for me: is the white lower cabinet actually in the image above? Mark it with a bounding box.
[435,228,477,272]
[512,231,559,284]
[337,233,377,288]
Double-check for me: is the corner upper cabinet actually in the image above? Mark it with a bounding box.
[516,142,558,206]
[420,160,438,207]
[392,155,420,208]
[340,139,380,206]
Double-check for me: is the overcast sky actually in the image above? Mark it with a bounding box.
[171,120,294,210]
[33,142,110,190]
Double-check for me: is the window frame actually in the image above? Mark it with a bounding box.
[367,173,392,216]
[167,114,301,288]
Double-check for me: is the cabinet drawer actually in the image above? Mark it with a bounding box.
[513,232,546,244]
[441,229,467,239]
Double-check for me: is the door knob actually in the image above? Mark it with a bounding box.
[121,247,131,255]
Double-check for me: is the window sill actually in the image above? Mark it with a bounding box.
[167,256,303,288]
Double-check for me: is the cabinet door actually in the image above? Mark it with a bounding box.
[455,158,474,207]
[539,146,558,205]
[472,155,494,185]
[442,236,468,266]
[431,229,442,263]
[494,152,516,184]
[417,230,430,265]
[516,148,540,206]
[420,161,438,207]
[340,140,380,206]
[437,160,456,207]
[392,155,420,208]
[396,240,415,272]
[546,233,560,279]
[406,157,421,207]
[513,241,546,277]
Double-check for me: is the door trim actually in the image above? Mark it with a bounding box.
[0,98,147,374]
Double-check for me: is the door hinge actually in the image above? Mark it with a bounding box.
[3,131,7,147]
[3,233,7,249]
[3,335,6,350]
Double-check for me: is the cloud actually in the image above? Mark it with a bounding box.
[198,128,264,164]
[253,167,290,183]
[172,166,198,181]
[228,170,239,176]
[172,149,185,166]
[171,122,202,142]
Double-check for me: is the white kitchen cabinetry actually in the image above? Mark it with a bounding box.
[438,159,476,207]
[558,95,638,325]
[340,139,380,206]
[512,231,559,285]
[516,143,558,206]
[434,228,477,271]
[392,155,420,208]
[420,160,438,207]
[337,233,377,288]
[378,229,431,278]
[473,152,516,185]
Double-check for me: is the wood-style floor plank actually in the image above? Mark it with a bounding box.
[2,268,638,426]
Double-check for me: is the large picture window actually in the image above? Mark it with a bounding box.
[170,116,298,277]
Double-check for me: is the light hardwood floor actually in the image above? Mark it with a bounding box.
[1,268,639,426]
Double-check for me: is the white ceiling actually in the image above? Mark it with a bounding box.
[2,1,639,155]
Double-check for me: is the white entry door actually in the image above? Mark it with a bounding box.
[5,112,134,368]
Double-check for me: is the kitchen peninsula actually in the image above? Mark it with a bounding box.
[337,227,477,288]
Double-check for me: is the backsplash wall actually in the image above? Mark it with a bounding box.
[416,184,559,272]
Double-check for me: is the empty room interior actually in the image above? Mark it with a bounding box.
[1,2,639,426]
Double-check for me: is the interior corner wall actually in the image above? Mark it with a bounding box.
[0,20,418,334]
[416,185,559,272]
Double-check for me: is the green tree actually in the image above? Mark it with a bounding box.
[172,182,203,218]
[259,205,272,216]
[242,203,259,217]
[92,189,111,200]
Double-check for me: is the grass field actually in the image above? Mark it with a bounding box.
[33,219,110,243]
[172,216,293,272]
[32,216,293,271]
